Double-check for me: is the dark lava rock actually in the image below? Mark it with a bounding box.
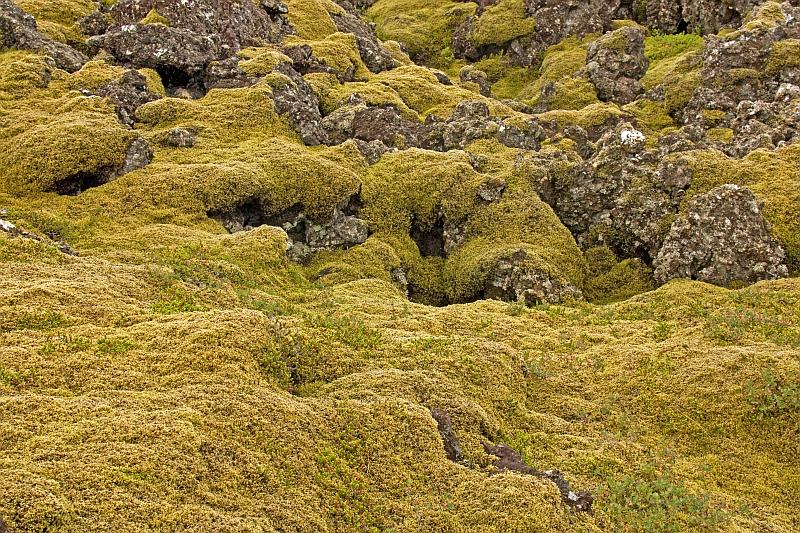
[654,184,789,286]
[430,409,464,463]
[482,442,593,512]
[94,69,162,126]
[271,63,327,146]
[161,127,197,148]
[586,26,648,104]
[481,249,583,305]
[88,0,290,91]
[331,11,397,73]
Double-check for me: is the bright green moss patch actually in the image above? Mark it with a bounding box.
[282,0,341,39]
[469,0,536,48]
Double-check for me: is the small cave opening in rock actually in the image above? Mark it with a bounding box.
[676,19,689,34]
[209,198,269,233]
[262,203,307,243]
[342,189,364,217]
[155,65,207,98]
[49,172,112,196]
[410,213,445,258]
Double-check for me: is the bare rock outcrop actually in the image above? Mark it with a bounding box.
[586,26,648,104]
[654,184,788,286]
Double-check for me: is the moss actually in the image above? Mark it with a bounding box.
[765,39,800,75]
[367,0,476,66]
[444,193,585,303]
[623,99,675,135]
[0,95,136,195]
[0,50,53,98]
[238,47,292,77]
[469,0,536,48]
[282,0,341,40]
[583,246,655,304]
[2,7,800,532]
[643,48,702,114]
[536,102,623,131]
[706,127,733,143]
[285,32,372,81]
[644,33,704,64]
[139,8,170,26]
[16,0,95,44]
[512,37,600,111]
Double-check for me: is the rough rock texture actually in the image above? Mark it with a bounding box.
[116,137,154,178]
[482,250,583,305]
[0,0,87,72]
[482,442,594,512]
[271,63,327,146]
[212,200,369,263]
[654,185,789,285]
[586,27,648,104]
[160,128,196,148]
[322,99,542,152]
[331,12,397,73]
[93,70,162,126]
[88,0,290,92]
[514,0,619,65]
[643,0,762,33]
[430,409,464,463]
[530,122,685,262]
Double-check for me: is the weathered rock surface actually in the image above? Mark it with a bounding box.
[654,184,789,285]
[481,250,583,305]
[586,27,648,104]
[271,63,327,146]
[94,70,162,126]
[88,0,290,92]
[331,11,397,73]
[0,0,87,72]
[212,199,369,263]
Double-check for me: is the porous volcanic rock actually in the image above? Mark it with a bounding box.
[654,184,789,285]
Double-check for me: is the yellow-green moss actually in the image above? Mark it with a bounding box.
[766,39,800,75]
[16,0,95,44]
[623,99,675,135]
[681,145,800,273]
[706,127,734,143]
[643,48,702,114]
[584,246,655,304]
[644,33,704,64]
[139,8,170,26]
[0,96,135,195]
[367,0,476,66]
[282,0,341,40]
[469,0,536,48]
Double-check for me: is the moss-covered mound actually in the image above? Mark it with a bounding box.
[0,0,799,531]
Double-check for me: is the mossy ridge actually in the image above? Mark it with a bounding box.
[1,227,799,529]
